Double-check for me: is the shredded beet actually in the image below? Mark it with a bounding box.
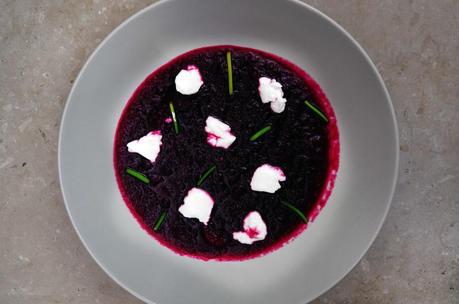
[114,45,339,260]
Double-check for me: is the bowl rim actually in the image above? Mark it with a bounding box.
[58,0,399,303]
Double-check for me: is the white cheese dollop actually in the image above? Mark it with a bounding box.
[233,211,267,244]
[175,65,204,95]
[126,131,162,162]
[250,164,286,193]
[258,77,287,113]
[205,116,236,149]
[178,188,214,225]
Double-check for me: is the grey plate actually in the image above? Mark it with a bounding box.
[58,0,399,303]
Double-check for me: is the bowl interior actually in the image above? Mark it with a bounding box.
[59,0,398,303]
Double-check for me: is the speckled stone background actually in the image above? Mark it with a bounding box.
[0,0,458,303]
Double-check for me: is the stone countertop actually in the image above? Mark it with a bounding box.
[0,1,457,303]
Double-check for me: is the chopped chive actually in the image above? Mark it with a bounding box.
[226,51,234,95]
[280,201,309,223]
[197,165,216,186]
[126,168,150,184]
[249,124,272,141]
[153,211,167,231]
[304,100,328,122]
[169,101,179,134]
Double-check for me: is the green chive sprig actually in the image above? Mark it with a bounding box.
[197,165,216,186]
[169,101,179,134]
[249,124,272,141]
[280,201,309,223]
[153,211,167,231]
[304,100,328,122]
[126,168,150,184]
[226,51,234,95]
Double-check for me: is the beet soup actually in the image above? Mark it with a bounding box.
[114,45,339,261]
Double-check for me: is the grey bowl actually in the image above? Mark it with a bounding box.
[58,0,399,303]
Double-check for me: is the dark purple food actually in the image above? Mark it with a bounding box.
[114,45,339,260]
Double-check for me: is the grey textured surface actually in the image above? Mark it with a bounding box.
[0,0,457,303]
